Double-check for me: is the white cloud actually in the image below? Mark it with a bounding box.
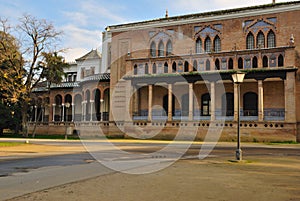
[62,47,88,62]
[59,24,101,59]
[168,0,290,14]
[62,11,88,26]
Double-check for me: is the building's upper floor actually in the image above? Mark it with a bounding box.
[106,1,300,79]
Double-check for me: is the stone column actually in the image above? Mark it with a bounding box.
[234,84,238,121]
[189,83,194,121]
[82,101,86,121]
[34,105,37,122]
[41,107,44,122]
[61,103,65,122]
[52,104,56,122]
[285,72,296,122]
[258,80,264,121]
[90,100,94,121]
[71,103,75,122]
[168,83,173,121]
[210,82,215,121]
[148,84,153,121]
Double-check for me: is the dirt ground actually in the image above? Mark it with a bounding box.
[4,143,300,201]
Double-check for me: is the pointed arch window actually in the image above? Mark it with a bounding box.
[172,62,177,73]
[204,37,211,53]
[238,57,243,69]
[228,58,233,69]
[150,42,156,57]
[193,60,197,71]
[263,56,268,68]
[252,56,258,68]
[257,31,265,48]
[164,62,168,73]
[206,59,211,71]
[196,38,202,54]
[278,54,284,67]
[134,64,138,75]
[215,59,220,70]
[246,32,254,49]
[145,63,149,74]
[158,41,164,57]
[166,40,172,56]
[184,61,189,72]
[152,63,157,74]
[214,36,221,52]
[267,30,276,48]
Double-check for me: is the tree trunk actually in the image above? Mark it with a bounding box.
[21,103,28,138]
[32,109,42,138]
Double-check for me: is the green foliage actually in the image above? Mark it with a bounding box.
[39,52,69,86]
[0,30,25,104]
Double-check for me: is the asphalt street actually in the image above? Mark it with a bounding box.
[0,139,300,200]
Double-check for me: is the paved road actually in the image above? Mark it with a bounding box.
[0,139,299,200]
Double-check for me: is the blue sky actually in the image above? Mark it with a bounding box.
[0,0,290,61]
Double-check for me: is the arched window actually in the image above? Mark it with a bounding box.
[206,59,210,71]
[214,36,221,52]
[158,41,164,57]
[228,58,233,69]
[238,57,243,69]
[263,56,268,68]
[201,93,211,116]
[278,54,284,67]
[196,38,202,54]
[134,64,138,75]
[252,56,258,68]
[150,42,156,57]
[152,63,157,74]
[267,30,276,48]
[204,37,211,53]
[172,62,177,73]
[246,32,254,49]
[243,92,258,116]
[215,59,220,70]
[166,40,172,56]
[193,60,197,71]
[222,93,234,116]
[145,63,149,74]
[257,31,265,48]
[164,62,168,73]
[184,61,189,72]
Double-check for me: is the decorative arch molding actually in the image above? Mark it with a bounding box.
[149,30,174,44]
[194,25,222,39]
[244,18,277,34]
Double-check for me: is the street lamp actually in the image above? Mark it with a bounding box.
[232,72,246,161]
[65,102,70,140]
[100,99,104,122]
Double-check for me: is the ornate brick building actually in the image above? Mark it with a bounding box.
[31,1,300,142]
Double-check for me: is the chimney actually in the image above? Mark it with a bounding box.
[272,0,275,4]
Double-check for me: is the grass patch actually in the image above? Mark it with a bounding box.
[0,133,80,140]
[267,140,298,145]
[0,142,24,147]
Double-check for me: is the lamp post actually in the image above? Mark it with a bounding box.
[100,99,104,121]
[232,72,246,161]
[65,102,70,140]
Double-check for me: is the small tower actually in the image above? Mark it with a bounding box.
[165,9,169,18]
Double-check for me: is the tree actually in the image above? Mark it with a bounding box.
[16,14,64,137]
[0,19,25,104]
